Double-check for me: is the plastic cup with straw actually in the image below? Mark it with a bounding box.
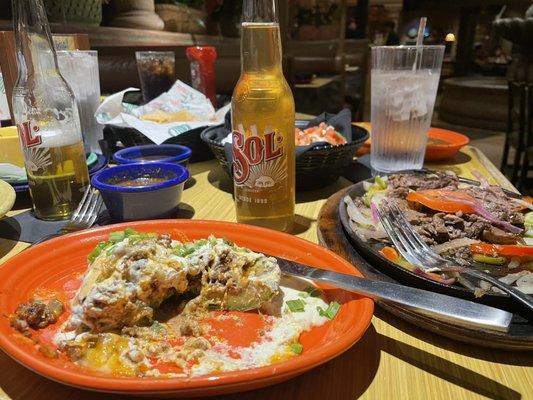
[413,17,427,71]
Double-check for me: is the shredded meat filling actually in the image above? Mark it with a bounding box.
[10,299,64,334]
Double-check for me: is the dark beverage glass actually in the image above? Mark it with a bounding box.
[135,51,175,103]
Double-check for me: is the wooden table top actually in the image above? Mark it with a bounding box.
[0,146,532,400]
[295,76,336,89]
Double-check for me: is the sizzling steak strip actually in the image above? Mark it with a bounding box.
[387,173,524,245]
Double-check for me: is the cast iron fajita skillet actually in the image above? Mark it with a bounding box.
[338,174,527,312]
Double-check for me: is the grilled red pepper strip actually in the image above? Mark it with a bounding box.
[406,190,478,214]
[470,243,533,257]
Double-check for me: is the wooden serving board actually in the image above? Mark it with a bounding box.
[317,187,533,351]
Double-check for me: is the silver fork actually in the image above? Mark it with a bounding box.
[378,202,533,314]
[32,187,103,246]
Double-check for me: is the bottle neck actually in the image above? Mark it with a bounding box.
[14,0,60,84]
[241,23,283,74]
[241,0,283,74]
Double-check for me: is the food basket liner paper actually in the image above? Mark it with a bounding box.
[95,80,230,145]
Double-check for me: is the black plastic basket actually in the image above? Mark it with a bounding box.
[201,121,369,190]
[104,125,214,163]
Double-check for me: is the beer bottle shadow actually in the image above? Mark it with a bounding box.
[289,214,313,235]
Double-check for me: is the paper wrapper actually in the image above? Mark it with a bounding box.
[95,80,230,145]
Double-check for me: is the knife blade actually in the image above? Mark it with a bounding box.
[275,257,513,333]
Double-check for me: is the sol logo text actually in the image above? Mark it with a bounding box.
[232,130,283,185]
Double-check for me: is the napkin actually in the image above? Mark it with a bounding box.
[95,80,230,145]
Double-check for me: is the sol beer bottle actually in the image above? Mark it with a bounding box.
[12,0,90,220]
[231,0,295,231]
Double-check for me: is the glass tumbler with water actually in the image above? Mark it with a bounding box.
[370,45,444,172]
[57,50,104,155]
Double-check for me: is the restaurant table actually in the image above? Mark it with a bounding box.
[0,145,532,400]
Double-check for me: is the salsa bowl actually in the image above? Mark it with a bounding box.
[91,162,189,221]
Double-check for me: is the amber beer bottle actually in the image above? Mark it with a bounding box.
[231,0,295,231]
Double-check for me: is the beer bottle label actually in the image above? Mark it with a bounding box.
[232,128,287,194]
[17,120,53,174]
[18,120,42,148]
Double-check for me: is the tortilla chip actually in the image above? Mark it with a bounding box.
[141,110,199,123]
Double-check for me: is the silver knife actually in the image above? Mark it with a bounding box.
[276,257,513,333]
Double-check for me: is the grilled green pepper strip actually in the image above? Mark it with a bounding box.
[472,253,506,265]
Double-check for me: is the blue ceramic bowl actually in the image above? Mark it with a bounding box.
[112,144,192,167]
[91,162,189,221]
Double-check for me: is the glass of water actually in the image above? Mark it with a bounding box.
[370,45,444,173]
[57,50,103,154]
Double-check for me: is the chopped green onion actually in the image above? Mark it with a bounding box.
[290,343,303,354]
[173,239,210,256]
[124,228,138,237]
[304,286,323,298]
[317,302,340,319]
[150,321,165,333]
[173,243,196,257]
[298,292,309,298]
[108,231,125,242]
[127,234,141,244]
[88,241,108,263]
[222,238,234,246]
[140,232,157,239]
[105,244,117,254]
[286,299,306,312]
[325,302,340,319]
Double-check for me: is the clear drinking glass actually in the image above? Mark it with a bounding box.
[370,45,445,173]
[57,50,103,154]
[135,51,175,103]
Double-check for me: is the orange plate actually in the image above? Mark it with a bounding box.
[424,128,470,161]
[353,123,469,161]
[0,220,374,397]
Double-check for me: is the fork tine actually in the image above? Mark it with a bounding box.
[71,186,91,220]
[81,188,100,224]
[381,205,429,266]
[75,187,96,222]
[377,205,423,266]
[390,204,430,249]
[379,203,442,272]
[389,204,446,265]
[85,195,103,227]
